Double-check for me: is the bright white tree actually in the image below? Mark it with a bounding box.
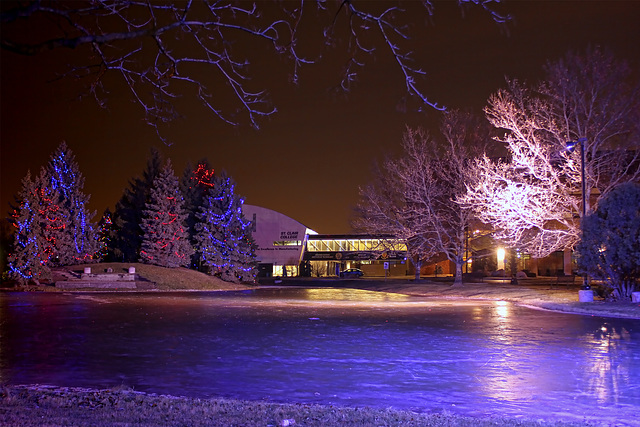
[355,112,488,285]
[1,1,509,137]
[194,173,256,282]
[464,47,640,258]
[45,142,98,265]
[7,170,54,284]
[140,160,194,268]
[576,182,640,301]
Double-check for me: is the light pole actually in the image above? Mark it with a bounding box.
[567,137,589,290]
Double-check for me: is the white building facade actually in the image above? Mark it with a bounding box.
[242,204,317,277]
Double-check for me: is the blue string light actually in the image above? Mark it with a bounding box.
[197,177,255,279]
[48,146,94,261]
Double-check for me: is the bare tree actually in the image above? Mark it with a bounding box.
[542,46,640,208]
[1,1,509,139]
[355,112,489,285]
[353,159,437,281]
[464,47,640,258]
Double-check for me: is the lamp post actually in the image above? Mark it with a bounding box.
[566,138,589,290]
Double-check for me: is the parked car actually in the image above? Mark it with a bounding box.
[340,268,364,278]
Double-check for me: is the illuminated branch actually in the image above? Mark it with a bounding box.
[464,48,640,258]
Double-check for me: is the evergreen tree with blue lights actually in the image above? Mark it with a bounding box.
[45,142,98,264]
[7,170,55,284]
[194,173,256,282]
[140,160,193,268]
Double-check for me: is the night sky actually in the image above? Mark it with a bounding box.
[2,1,639,234]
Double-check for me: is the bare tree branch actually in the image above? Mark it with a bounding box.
[2,0,509,140]
[355,112,490,285]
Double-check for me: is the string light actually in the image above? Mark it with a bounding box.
[140,161,193,267]
[196,176,256,281]
[49,147,91,256]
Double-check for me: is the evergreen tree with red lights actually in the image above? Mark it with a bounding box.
[45,142,97,265]
[194,173,256,282]
[181,159,215,270]
[97,208,116,261]
[140,160,193,268]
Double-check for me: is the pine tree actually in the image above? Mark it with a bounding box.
[140,160,193,268]
[577,182,640,300]
[7,171,53,284]
[96,208,116,261]
[113,148,162,261]
[181,159,215,270]
[194,173,256,282]
[45,142,97,264]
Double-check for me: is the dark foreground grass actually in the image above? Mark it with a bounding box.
[1,385,591,427]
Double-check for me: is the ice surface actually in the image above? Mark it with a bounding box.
[1,288,639,425]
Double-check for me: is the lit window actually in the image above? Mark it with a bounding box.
[273,241,301,246]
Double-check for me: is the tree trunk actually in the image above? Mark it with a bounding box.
[452,260,463,287]
[413,257,422,281]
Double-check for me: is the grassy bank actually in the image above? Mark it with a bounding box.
[55,262,251,292]
[0,385,591,427]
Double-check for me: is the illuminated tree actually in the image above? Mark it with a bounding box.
[96,208,116,262]
[464,48,640,257]
[576,182,640,301]
[7,170,54,284]
[0,1,508,137]
[45,142,98,265]
[181,161,215,232]
[140,160,193,268]
[355,112,488,285]
[181,160,216,270]
[541,47,640,209]
[112,148,163,261]
[194,173,256,282]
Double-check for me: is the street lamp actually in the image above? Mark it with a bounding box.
[566,137,590,290]
[496,247,505,271]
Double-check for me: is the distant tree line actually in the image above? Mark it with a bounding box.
[6,146,257,285]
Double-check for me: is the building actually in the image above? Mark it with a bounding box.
[242,204,316,277]
[243,205,575,279]
[242,205,409,277]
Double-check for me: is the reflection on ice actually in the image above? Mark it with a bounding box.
[493,300,510,319]
[302,288,410,302]
[1,288,639,426]
[585,323,634,405]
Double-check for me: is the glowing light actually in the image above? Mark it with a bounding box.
[496,247,506,270]
[494,301,510,320]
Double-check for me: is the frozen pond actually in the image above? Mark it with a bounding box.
[1,288,639,425]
